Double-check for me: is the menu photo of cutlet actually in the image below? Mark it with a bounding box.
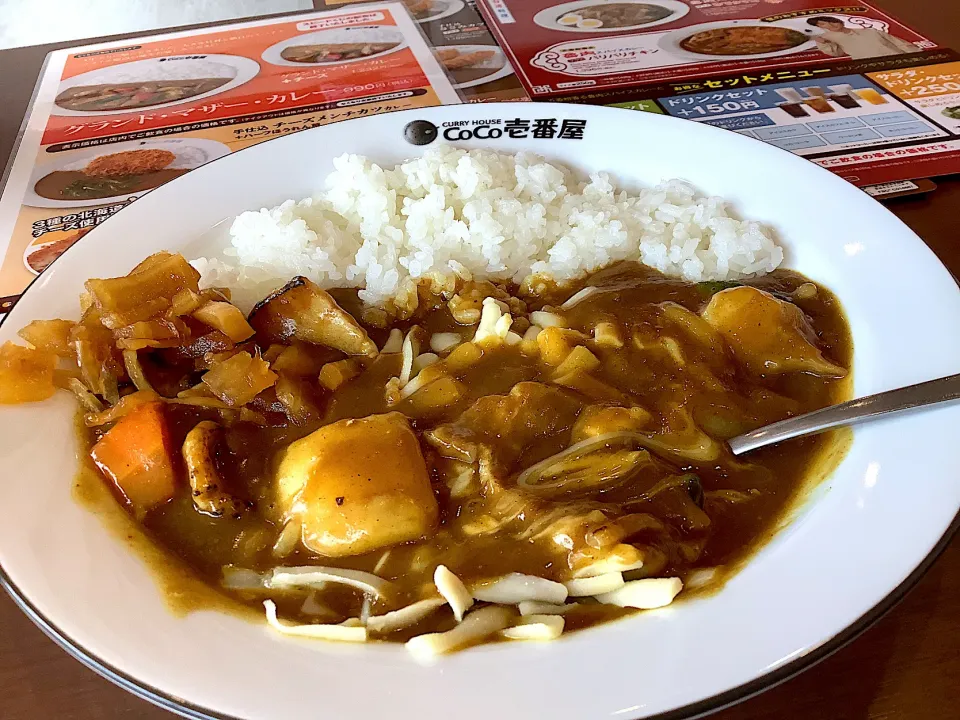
[403,0,466,23]
[436,45,514,88]
[25,138,231,209]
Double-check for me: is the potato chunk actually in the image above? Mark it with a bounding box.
[702,286,846,377]
[0,342,56,404]
[276,412,438,557]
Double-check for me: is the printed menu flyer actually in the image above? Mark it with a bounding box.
[0,3,463,311]
[316,0,529,102]
[478,0,960,188]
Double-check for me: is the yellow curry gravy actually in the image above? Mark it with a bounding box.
[77,261,852,636]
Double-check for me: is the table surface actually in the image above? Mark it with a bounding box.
[1,1,959,718]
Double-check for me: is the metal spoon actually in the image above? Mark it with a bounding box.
[727,373,960,456]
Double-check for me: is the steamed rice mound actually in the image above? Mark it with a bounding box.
[193,145,783,313]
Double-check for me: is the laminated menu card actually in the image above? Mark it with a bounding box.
[478,0,960,189]
[315,0,530,103]
[0,4,461,311]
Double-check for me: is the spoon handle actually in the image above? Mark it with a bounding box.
[727,373,960,456]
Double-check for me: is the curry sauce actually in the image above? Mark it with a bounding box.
[62,260,851,637]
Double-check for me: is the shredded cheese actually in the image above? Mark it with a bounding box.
[518,601,573,616]
[398,328,420,385]
[434,565,474,621]
[367,598,446,635]
[529,311,566,328]
[472,573,568,605]
[500,614,565,641]
[429,332,461,353]
[595,577,683,609]
[406,606,514,662]
[564,572,625,597]
[560,286,599,310]
[381,328,404,353]
[263,600,367,642]
[267,567,393,599]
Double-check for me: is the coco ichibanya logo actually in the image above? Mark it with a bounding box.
[403,118,587,145]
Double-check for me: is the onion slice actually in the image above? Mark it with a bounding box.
[267,567,393,598]
[406,606,514,662]
[515,432,652,496]
[367,598,446,635]
[595,577,683,609]
[435,565,474,622]
[263,600,367,642]
[471,573,568,605]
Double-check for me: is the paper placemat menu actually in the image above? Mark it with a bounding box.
[0,4,461,309]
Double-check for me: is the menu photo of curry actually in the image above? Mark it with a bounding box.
[21,138,230,276]
[52,54,261,116]
[23,227,91,276]
[262,26,409,67]
[25,138,230,209]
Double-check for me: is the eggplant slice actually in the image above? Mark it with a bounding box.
[249,277,377,358]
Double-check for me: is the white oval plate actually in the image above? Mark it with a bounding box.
[534,0,690,33]
[261,27,408,68]
[659,20,820,62]
[51,54,260,117]
[1,103,959,720]
[23,137,231,209]
[441,45,515,89]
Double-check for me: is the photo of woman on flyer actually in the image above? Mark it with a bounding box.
[807,16,920,59]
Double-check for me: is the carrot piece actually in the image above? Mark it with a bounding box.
[90,401,177,515]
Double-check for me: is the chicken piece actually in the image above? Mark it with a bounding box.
[571,405,651,443]
[702,286,846,377]
[424,382,581,490]
[276,412,438,557]
[249,277,377,358]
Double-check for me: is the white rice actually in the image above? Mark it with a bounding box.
[193,145,782,312]
[90,58,237,85]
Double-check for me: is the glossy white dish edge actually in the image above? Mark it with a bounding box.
[0,103,958,720]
